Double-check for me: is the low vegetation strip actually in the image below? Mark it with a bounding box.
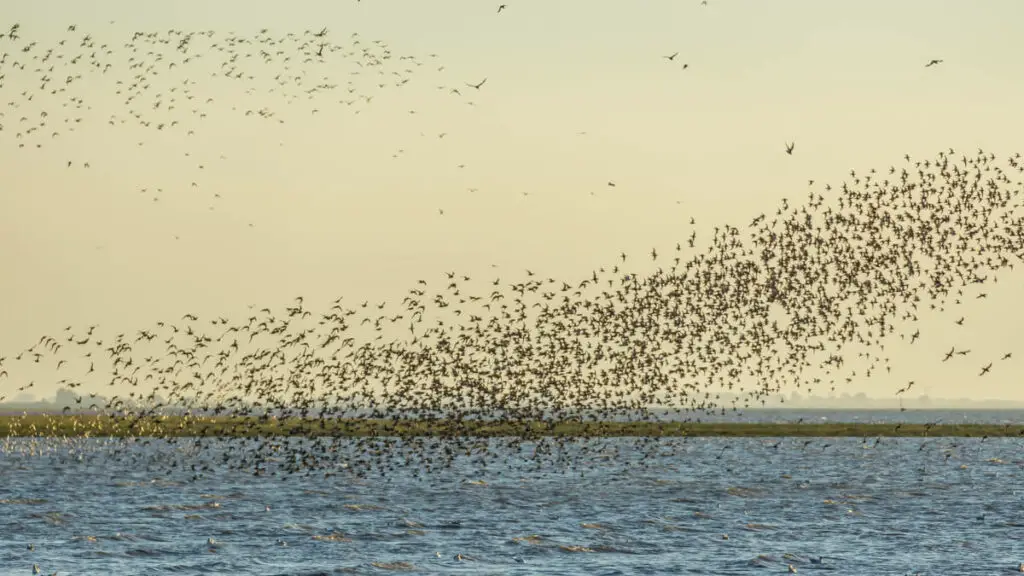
[0,415,1022,438]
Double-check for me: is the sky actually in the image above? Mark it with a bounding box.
[2,0,1024,403]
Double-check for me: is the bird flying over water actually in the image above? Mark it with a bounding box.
[1,25,1022,478]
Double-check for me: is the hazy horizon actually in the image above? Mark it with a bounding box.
[3,1,1024,404]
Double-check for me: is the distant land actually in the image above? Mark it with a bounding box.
[2,389,1024,416]
[2,415,1022,439]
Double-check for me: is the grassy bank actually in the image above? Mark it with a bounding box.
[0,415,1022,438]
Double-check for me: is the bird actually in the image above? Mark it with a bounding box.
[0,28,1022,487]
[925,59,943,67]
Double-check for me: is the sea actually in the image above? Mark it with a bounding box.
[1,410,1023,576]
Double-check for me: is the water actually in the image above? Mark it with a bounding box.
[2,433,1024,575]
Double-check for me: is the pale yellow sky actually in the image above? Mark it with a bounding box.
[2,0,1024,403]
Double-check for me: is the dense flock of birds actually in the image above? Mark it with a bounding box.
[2,22,1024,478]
[3,144,1023,476]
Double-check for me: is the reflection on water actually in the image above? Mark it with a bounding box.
[1,434,1023,575]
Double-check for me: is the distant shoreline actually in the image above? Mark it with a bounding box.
[1,415,1022,438]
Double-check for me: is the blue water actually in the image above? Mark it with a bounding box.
[2,433,1023,575]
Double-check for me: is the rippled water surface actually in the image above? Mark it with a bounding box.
[2,435,1024,575]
